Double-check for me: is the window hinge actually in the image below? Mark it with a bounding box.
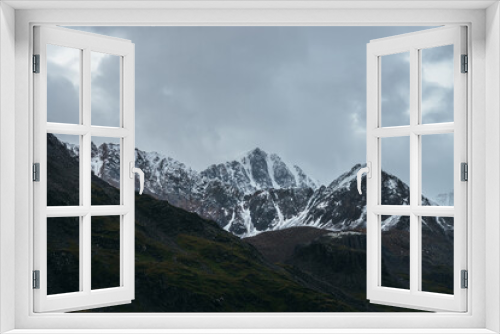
[461,162,468,181]
[33,163,40,182]
[33,54,40,73]
[33,270,40,289]
[461,54,468,73]
[461,270,468,289]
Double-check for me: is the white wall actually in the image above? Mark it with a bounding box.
[0,2,16,333]
[486,2,500,333]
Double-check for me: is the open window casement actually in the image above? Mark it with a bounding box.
[33,26,140,312]
[363,26,467,312]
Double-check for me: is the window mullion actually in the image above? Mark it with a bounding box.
[81,214,91,293]
[82,47,91,209]
[82,47,92,294]
[409,47,420,294]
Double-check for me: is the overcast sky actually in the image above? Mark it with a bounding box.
[49,26,454,201]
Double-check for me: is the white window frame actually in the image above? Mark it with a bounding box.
[1,1,499,333]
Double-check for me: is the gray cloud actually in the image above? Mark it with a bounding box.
[381,52,410,127]
[47,44,80,124]
[382,136,410,186]
[52,26,454,201]
[91,52,121,127]
[422,133,454,201]
[421,45,454,124]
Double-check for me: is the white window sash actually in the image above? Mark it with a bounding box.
[366,26,468,312]
[33,25,136,313]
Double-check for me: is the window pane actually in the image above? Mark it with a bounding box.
[91,137,121,206]
[47,133,80,206]
[421,133,454,206]
[421,45,454,124]
[91,216,121,290]
[91,52,121,127]
[421,216,454,294]
[381,136,410,205]
[47,44,80,124]
[47,217,80,295]
[381,215,410,290]
[381,52,410,127]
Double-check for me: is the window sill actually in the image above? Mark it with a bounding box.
[4,330,498,334]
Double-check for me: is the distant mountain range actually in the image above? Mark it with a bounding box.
[62,137,453,238]
[48,133,454,311]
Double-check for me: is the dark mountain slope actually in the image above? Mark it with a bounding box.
[245,223,453,308]
[245,227,401,312]
[124,194,354,312]
[244,226,330,263]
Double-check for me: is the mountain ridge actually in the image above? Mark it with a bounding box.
[60,136,452,238]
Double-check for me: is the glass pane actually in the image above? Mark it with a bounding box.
[421,45,454,124]
[91,137,121,206]
[381,215,410,290]
[47,133,80,206]
[47,44,81,124]
[91,216,120,290]
[381,136,410,205]
[47,217,80,295]
[381,52,410,127]
[421,216,454,294]
[91,52,121,127]
[422,133,454,206]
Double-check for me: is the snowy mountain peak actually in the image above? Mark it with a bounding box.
[201,147,318,195]
[327,163,364,191]
[246,147,267,158]
[90,141,121,188]
[62,142,79,158]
